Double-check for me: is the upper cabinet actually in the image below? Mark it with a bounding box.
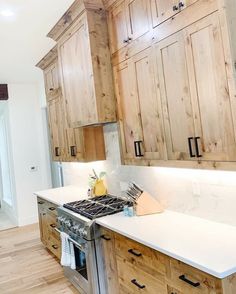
[48,1,116,128]
[108,0,152,54]
[114,47,165,164]
[150,0,200,28]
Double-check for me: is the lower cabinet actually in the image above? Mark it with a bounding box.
[37,197,61,259]
[99,226,236,294]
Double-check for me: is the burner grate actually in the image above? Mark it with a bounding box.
[63,195,133,219]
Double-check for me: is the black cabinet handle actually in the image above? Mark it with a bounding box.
[123,39,129,43]
[134,141,144,157]
[70,146,77,157]
[38,201,44,205]
[49,207,56,211]
[128,249,142,257]
[50,224,56,228]
[179,275,200,288]
[173,5,179,11]
[101,235,111,241]
[188,137,195,158]
[195,137,202,158]
[179,1,185,8]
[131,279,145,289]
[49,88,54,91]
[55,147,60,157]
[52,244,59,250]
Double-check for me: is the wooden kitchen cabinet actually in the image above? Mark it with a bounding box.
[108,0,152,54]
[37,197,61,260]
[37,45,106,163]
[155,12,236,162]
[114,47,165,165]
[98,226,236,294]
[48,1,116,128]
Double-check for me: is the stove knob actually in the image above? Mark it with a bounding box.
[79,228,87,238]
[72,225,80,233]
[65,220,72,228]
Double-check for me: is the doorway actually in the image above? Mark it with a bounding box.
[0,102,17,230]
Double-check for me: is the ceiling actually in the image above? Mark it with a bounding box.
[0,0,74,83]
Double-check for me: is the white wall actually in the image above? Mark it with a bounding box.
[7,83,52,226]
[63,124,236,227]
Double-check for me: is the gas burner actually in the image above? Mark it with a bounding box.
[63,195,133,220]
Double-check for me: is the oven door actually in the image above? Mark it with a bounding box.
[64,238,90,294]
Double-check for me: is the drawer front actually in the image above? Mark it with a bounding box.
[169,259,220,294]
[115,233,168,276]
[37,197,47,212]
[48,235,61,259]
[46,202,58,217]
[117,256,167,294]
[47,213,60,241]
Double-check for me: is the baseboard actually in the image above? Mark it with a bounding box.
[17,215,38,227]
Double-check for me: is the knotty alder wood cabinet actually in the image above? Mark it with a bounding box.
[37,197,61,259]
[98,226,236,294]
[48,0,116,128]
[106,0,236,169]
[37,46,106,163]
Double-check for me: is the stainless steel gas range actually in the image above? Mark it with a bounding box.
[57,195,132,294]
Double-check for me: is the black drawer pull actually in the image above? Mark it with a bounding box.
[128,249,142,257]
[52,244,59,250]
[49,88,54,91]
[195,137,202,158]
[70,146,77,157]
[38,201,44,205]
[131,279,145,289]
[101,235,111,241]
[50,224,56,228]
[188,137,195,158]
[179,1,185,8]
[179,275,200,288]
[48,207,56,211]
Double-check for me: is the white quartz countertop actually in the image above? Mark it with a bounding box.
[34,185,87,205]
[96,210,236,279]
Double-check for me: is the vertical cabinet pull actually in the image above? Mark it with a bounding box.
[179,275,200,288]
[194,137,202,158]
[70,146,77,157]
[55,147,60,157]
[173,5,179,11]
[179,1,185,8]
[188,137,195,158]
[131,279,145,289]
[134,141,144,157]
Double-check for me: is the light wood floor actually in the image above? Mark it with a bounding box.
[0,223,79,293]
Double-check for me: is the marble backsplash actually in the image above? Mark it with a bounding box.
[62,124,236,226]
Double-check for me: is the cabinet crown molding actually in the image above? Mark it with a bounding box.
[36,45,57,70]
[47,0,105,41]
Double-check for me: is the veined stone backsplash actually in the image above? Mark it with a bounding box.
[62,124,236,226]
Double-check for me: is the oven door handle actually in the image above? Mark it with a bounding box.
[56,228,86,252]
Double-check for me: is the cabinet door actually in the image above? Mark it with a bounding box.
[150,0,179,28]
[155,31,195,161]
[114,61,141,161]
[47,96,65,161]
[125,0,151,41]
[130,48,165,160]
[58,15,97,128]
[44,61,59,99]
[108,1,128,54]
[115,48,165,163]
[184,13,236,161]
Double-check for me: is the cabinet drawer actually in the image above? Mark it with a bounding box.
[115,233,168,276]
[117,255,167,294]
[46,202,58,217]
[169,259,220,294]
[47,213,60,241]
[47,235,61,260]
